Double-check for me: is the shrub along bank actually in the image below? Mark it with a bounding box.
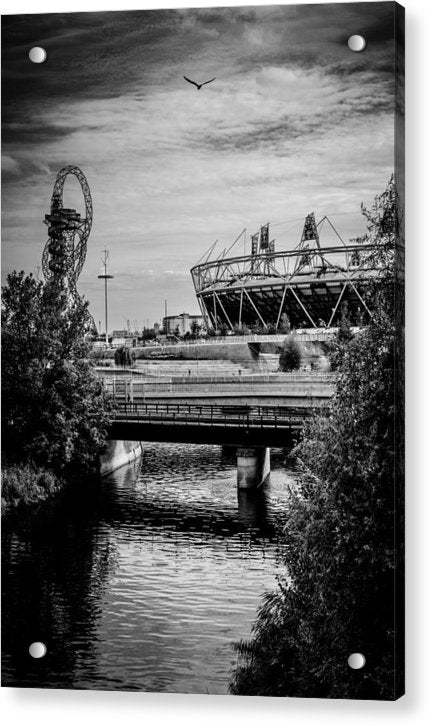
[1,272,112,515]
[230,178,404,699]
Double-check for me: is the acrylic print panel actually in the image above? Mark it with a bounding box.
[1,1,404,700]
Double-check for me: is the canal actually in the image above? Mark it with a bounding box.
[2,443,296,694]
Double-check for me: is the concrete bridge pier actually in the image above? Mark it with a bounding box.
[236,447,270,489]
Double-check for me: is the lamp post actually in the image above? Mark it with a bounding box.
[98,249,114,345]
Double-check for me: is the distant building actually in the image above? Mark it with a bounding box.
[163,313,203,336]
[111,329,139,348]
[111,329,126,339]
[111,336,127,348]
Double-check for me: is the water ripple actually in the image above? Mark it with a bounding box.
[2,442,295,694]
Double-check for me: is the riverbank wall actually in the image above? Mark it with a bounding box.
[93,336,331,371]
[100,440,143,476]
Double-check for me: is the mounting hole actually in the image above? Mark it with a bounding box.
[348,652,366,669]
[29,641,47,659]
[29,47,47,64]
[348,35,366,52]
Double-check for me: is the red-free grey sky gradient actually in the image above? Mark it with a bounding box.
[2,2,402,330]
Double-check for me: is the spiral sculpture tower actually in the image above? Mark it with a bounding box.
[42,165,93,307]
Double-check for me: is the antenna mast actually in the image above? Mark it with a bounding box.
[98,249,114,345]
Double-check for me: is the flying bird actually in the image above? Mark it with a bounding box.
[183,75,216,90]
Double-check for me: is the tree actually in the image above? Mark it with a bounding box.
[279,336,301,371]
[279,313,291,334]
[251,322,265,334]
[329,302,354,370]
[114,345,135,367]
[190,320,201,338]
[230,178,404,700]
[337,302,354,343]
[1,271,111,479]
[141,327,156,341]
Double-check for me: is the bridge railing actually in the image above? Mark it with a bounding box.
[105,381,335,401]
[112,401,327,430]
[99,369,337,383]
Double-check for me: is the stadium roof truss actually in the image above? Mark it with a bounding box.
[191,214,387,331]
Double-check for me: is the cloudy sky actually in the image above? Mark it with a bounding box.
[2,2,401,330]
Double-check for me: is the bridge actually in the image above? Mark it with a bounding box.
[108,401,321,447]
[107,399,329,489]
[99,360,336,488]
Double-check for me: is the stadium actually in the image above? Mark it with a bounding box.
[191,213,384,331]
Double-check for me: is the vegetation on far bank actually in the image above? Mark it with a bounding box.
[230,177,404,699]
[1,273,112,514]
[278,335,302,371]
[1,464,63,515]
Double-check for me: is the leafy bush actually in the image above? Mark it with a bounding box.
[1,272,112,484]
[2,464,62,514]
[337,302,354,343]
[278,313,291,334]
[329,303,354,369]
[114,345,135,367]
[230,177,404,700]
[279,336,302,371]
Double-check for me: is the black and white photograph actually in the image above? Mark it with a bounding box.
[2,1,404,701]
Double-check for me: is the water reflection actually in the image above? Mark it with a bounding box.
[2,484,117,690]
[2,443,295,693]
[237,487,270,529]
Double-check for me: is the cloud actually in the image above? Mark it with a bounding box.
[1,3,399,329]
[1,154,20,175]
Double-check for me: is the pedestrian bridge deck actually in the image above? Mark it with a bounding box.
[109,401,327,447]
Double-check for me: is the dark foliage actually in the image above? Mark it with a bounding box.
[337,303,354,344]
[141,328,156,341]
[279,336,302,371]
[2,272,112,483]
[279,313,291,334]
[1,464,61,514]
[230,177,404,700]
[190,320,201,338]
[114,345,135,367]
[329,303,354,369]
